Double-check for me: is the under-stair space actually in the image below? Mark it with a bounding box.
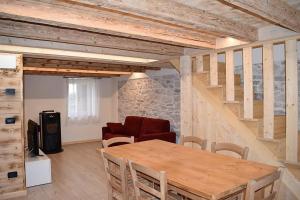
[193,36,300,181]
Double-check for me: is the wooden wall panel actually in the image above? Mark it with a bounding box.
[0,126,22,142]
[0,102,22,114]
[0,54,25,198]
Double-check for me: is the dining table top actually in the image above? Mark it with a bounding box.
[102,140,277,200]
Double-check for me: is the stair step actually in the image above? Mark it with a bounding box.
[240,118,263,137]
[225,100,263,119]
[225,101,242,118]
[206,85,224,99]
[218,63,226,73]
[257,137,286,161]
[240,115,286,139]
[195,72,210,84]
[239,100,263,119]
[203,55,210,72]
[285,162,300,180]
[274,115,286,139]
[256,137,283,143]
[234,86,244,101]
[275,133,300,163]
[218,73,241,86]
[196,72,241,87]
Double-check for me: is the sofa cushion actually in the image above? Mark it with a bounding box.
[107,123,124,134]
[140,117,170,135]
[137,132,176,143]
[124,116,144,137]
[103,132,128,140]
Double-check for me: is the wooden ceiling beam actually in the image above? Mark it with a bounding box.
[24,70,120,78]
[23,66,132,77]
[219,0,300,33]
[65,0,257,41]
[0,19,183,56]
[0,36,173,62]
[0,0,216,48]
[23,57,160,72]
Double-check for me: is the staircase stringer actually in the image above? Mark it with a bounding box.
[193,75,279,164]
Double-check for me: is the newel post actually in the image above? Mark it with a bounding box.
[180,55,193,139]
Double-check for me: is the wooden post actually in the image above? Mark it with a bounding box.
[180,55,193,138]
[0,54,25,197]
[263,43,274,139]
[285,39,298,162]
[243,47,253,119]
[226,50,235,101]
[210,52,218,86]
[195,55,203,73]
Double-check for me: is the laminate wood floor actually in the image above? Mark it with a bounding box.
[13,142,108,200]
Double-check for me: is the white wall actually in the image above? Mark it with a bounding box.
[24,75,118,143]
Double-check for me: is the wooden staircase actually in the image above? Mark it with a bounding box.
[196,62,300,180]
[188,37,300,195]
[195,65,288,161]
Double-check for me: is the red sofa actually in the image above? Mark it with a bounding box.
[102,116,176,143]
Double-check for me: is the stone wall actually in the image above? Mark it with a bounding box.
[118,74,180,135]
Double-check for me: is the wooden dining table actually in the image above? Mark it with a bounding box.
[103,140,277,200]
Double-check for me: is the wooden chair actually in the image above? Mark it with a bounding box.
[179,135,207,150]
[245,169,282,200]
[102,136,134,148]
[128,160,177,200]
[211,142,249,160]
[101,149,129,200]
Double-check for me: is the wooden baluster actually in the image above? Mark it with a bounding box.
[285,39,298,163]
[210,52,218,86]
[263,43,274,139]
[195,55,203,73]
[226,50,235,101]
[243,47,253,119]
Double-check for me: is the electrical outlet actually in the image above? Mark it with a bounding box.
[4,88,16,96]
[7,171,18,179]
[5,117,16,124]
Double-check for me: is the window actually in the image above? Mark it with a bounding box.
[67,78,99,123]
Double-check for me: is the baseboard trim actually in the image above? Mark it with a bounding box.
[0,189,27,200]
[62,139,101,146]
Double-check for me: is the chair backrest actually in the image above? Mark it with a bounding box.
[211,142,249,160]
[102,136,134,148]
[179,135,207,150]
[101,149,128,200]
[245,169,282,200]
[128,160,168,200]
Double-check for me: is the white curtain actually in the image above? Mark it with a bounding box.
[67,78,99,123]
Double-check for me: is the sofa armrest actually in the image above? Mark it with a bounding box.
[102,126,110,138]
[138,132,176,143]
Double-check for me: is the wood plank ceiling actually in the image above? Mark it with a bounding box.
[0,0,299,77]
